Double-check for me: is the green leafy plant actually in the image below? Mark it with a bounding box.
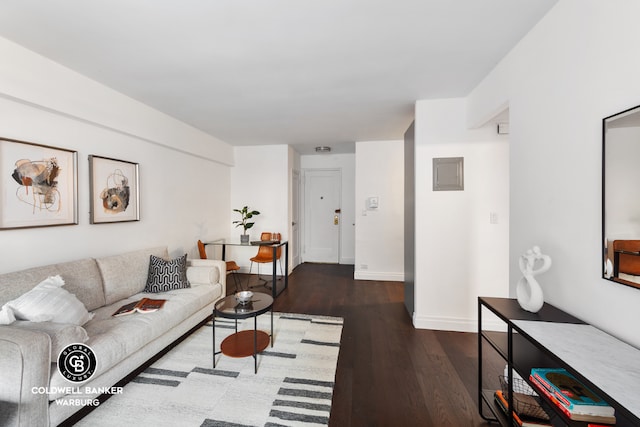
[232,206,260,235]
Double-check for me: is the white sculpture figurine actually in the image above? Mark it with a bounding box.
[516,246,552,313]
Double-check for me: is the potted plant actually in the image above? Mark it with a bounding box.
[233,206,260,243]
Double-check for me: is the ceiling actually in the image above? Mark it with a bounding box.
[0,0,557,155]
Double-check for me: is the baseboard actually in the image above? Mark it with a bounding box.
[412,314,477,333]
[353,270,404,282]
[412,314,507,332]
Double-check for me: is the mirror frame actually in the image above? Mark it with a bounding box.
[602,104,640,289]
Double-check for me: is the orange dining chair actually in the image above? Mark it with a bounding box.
[197,240,241,291]
[248,232,283,289]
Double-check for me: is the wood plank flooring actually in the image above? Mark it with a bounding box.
[234,263,498,427]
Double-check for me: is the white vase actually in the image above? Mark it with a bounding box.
[515,246,551,313]
[516,275,544,313]
[240,234,249,243]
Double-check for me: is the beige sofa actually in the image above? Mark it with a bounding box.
[0,246,226,427]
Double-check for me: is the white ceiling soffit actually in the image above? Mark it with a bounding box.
[0,0,557,155]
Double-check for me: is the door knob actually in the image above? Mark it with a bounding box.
[334,215,339,225]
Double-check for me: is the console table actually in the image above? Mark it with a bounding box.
[204,239,288,298]
[478,297,640,426]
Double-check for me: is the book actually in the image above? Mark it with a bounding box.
[530,368,614,417]
[529,374,616,425]
[493,390,552,427]
[112,298,166,316]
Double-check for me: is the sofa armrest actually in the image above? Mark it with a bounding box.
[187,259,226,297]
[0,327,51,427]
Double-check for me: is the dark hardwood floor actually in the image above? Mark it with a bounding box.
[232,263,499,427]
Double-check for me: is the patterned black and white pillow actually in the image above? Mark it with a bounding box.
[144,254,190,293]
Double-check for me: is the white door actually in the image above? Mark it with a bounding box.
[291,170,301,268]
[303,169,341,263]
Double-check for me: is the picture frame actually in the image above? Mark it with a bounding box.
[89,155,140,224]
[0,137,78,230]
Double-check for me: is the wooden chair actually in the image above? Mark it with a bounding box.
[612,240,640,284]
[197,240,241,291]
[248,232,283,288]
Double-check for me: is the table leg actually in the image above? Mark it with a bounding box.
[254,316,258,374]
[284,242,288,292]
[272,246,277,299]
[271,309,274,347]
[213,311,216,369]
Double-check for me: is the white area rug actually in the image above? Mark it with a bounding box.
[75,312,343,427]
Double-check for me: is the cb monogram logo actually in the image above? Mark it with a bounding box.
[57,343,97,383]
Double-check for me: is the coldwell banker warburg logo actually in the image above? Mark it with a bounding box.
[58,343,97,383]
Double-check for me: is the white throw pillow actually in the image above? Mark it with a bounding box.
[0,304,16,325]
[6,275,94,325]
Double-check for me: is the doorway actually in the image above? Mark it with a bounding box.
[303,169,341,263]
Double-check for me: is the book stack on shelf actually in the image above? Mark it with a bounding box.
[495,375,552,427]
[529,368,616,425]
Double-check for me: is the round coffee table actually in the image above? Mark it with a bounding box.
[213,292,273,374]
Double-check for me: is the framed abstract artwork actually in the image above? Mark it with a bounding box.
[0,137,78,230]
[89,155,140,224]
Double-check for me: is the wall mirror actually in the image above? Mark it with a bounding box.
[603,104,640,289]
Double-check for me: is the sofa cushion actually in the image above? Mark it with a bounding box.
[186,265,217,285]
[96,247,169,305]
[0,305,16,325]
[144,254,190,292]
[10,321,89,360]
[4,275,93,325]
[47,282,222,400]
[0,258,105,312]
[187,259,222,285]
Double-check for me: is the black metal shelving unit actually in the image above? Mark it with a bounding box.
[478,297,639,427]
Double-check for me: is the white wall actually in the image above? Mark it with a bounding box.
[300,153,355,265]
[468,0,640,347]
[354,140,404,280]
[0,37,232,274]
[414,98,509,331]
[0,37,233,165]
[228,145,290,271]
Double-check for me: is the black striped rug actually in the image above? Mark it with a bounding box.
[76,312,343,427]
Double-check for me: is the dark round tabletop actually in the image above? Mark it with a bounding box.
[214,292,273,320]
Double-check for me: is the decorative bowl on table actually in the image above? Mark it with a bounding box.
[235,291,253,305]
